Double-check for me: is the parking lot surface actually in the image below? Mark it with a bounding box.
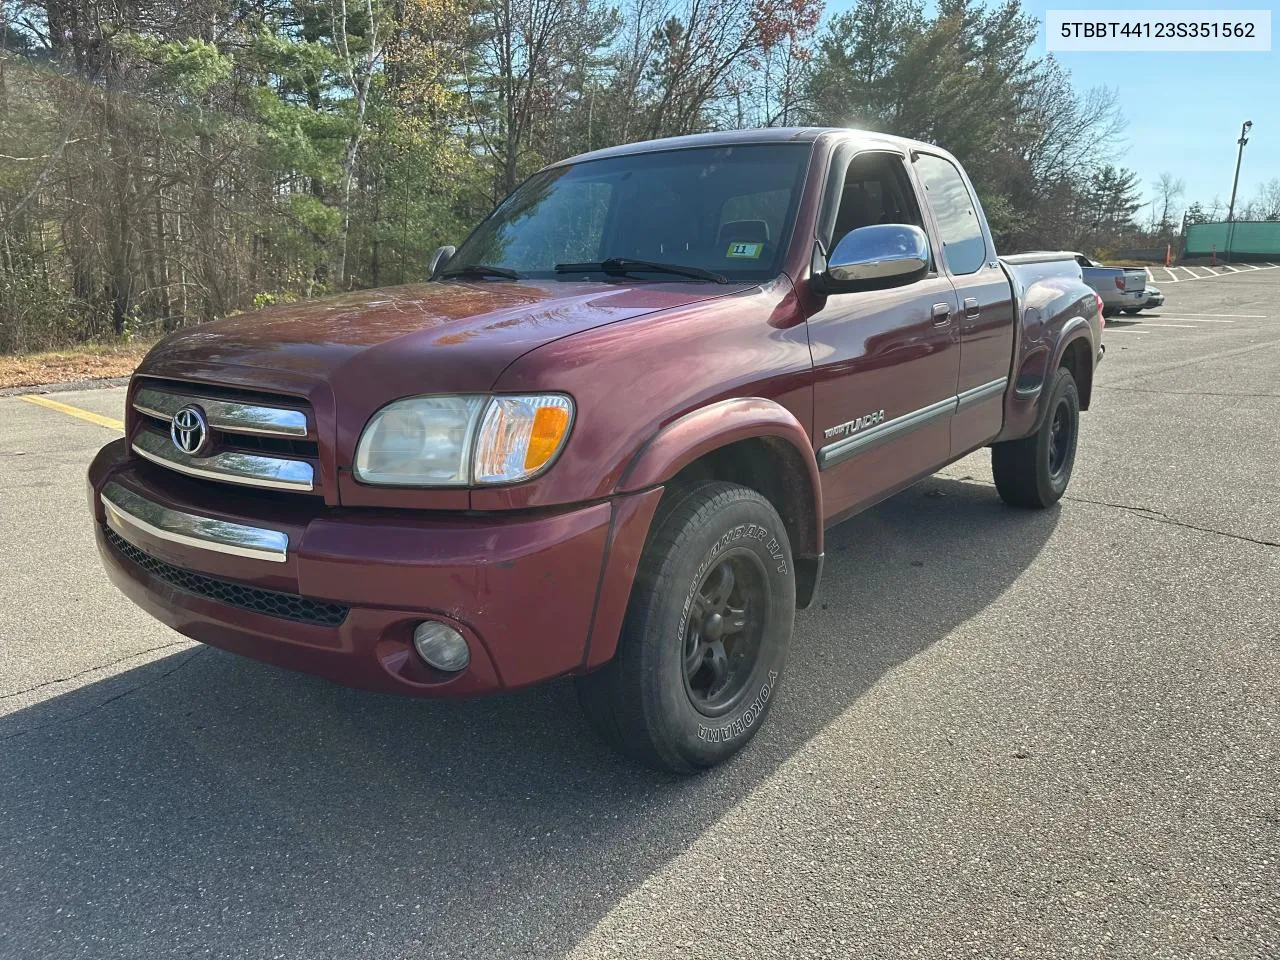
[1,269,1278,959]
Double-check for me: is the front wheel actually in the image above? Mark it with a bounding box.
[1123,308,1142,315]
[576,481,795,773]
[991,367,1080,508]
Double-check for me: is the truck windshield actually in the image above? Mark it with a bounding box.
[446,144,810,283]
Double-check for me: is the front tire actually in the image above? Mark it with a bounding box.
[1123,308,1142,315]
[577,482,795,773]
[991,367,1080,508]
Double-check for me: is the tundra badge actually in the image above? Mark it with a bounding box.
[823,410,886,440]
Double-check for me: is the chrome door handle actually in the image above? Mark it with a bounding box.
[964,297,980,319]
[931,302,952,325]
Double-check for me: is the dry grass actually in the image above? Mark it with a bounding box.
[0,341,156,390]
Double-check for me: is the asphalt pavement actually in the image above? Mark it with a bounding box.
[1,269,1277,959]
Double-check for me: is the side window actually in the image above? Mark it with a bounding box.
[830,153,926,252]
[1075,255,1092,268]
[914,154,987,275]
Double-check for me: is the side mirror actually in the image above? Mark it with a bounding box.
[428,245,456,280]
[817,224,929,292]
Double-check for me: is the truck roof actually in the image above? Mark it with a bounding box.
[549,127,947,169]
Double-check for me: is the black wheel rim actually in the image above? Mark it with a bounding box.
[682,550,769,717]
[1047,398,1074,477]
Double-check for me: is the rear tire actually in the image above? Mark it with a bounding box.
[1123,308,1142,315]
[991,367,1080,509]
[576,481,795,773]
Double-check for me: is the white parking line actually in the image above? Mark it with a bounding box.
[1145,268,1154,282]
[1163,267,1180,282]
[1136,323,1201,328]
[1164,313,1266,318]
[1164,263,1280,281]
[1154,317,1236,323]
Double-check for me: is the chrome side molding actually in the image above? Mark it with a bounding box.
[956,377,1010,411]
[134,387,309,438]
[101,482,289,563]
[132,428,315,492]
[817,377,1009,471]
[818,395,957,470]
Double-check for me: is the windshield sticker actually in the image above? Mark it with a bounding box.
[726,242,764,259]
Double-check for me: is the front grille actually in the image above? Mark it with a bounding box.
[131,379,322,496]
[135,410,320,460]
[105,527,349,627]
[221,432,319,458]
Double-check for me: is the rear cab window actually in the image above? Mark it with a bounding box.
[913,153,988,275]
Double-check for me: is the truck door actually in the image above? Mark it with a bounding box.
[805,149,961,522]
[912,151,1016,455]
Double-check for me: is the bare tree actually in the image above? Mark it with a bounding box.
[1153,172,1185,231]
[330,0,390,286]
[1250,178,1280,220]
[468,0,617,195]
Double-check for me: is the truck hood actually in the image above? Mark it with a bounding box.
[138,280,743,398]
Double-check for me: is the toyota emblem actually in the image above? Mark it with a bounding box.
[170,405,210,456]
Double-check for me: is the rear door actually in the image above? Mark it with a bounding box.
[913,151,1016,455]
[805,148,961,522]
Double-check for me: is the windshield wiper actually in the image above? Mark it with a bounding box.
[440,264,521,281]
[554,258,728,284]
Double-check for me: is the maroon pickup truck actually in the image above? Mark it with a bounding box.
[88,128,1103,772]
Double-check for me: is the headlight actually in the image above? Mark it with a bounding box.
[354,393,573,487]
[354,395,486,485]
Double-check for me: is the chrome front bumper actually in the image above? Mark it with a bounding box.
[101,482,289,563]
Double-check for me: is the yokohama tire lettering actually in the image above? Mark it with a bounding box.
[697,670,778,743]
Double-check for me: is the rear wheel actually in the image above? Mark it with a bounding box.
[991,366,1080,509]
[576,481,795,773]
[1122,308,1142,315]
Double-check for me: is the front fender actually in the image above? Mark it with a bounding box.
[574,397,825,666]
[616,396,822,555]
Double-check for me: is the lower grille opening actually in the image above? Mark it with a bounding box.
[104,527,349,627]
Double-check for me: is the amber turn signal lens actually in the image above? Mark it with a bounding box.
[525,405,571,471]
[472,393,575,483]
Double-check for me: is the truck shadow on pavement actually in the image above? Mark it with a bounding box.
[0,474,1057,959]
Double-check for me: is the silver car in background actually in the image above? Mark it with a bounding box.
[1136,284,1165,313]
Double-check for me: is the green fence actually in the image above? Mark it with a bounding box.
[1184,221,1280,259]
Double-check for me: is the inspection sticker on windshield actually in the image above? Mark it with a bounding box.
[726,242,763,259]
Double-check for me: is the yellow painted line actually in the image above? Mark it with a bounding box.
[20,394,124,432]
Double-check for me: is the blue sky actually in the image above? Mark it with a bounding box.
[823,0,1278,216]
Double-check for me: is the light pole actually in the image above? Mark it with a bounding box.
[1225,120,1253,262]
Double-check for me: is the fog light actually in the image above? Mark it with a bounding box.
[412,621,470,672]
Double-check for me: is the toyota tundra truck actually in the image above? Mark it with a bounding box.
[88,128,1103,772]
